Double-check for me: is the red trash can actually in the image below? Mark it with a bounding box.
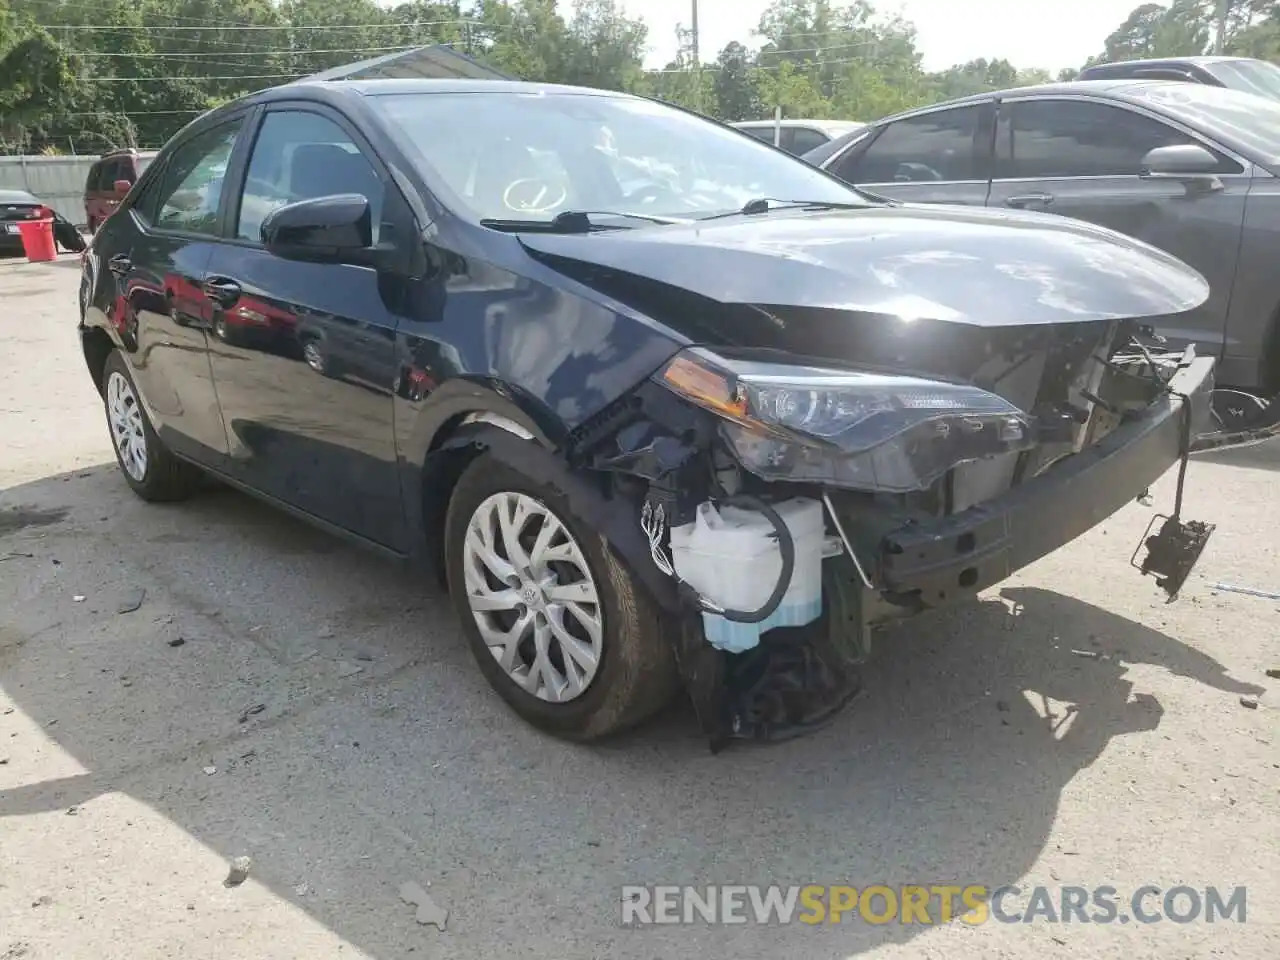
[16,218,57,262]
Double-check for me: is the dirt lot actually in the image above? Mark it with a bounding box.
[1,255,1277,960]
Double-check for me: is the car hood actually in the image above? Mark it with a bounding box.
[517,203,1209,328]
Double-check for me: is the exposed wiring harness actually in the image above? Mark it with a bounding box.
[641,495,795,624]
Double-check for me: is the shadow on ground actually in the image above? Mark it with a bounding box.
[0,464,1264,957]
[1194,436,1280,473]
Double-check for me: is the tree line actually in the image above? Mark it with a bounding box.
[3,0,1280,155]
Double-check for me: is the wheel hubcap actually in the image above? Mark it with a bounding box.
[303,342,323,372]
[106,371,148,481]
[462,492,604,703]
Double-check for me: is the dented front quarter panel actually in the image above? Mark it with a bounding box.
[392,222,689,556]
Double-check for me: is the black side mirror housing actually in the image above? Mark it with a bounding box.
[1140,144,1221,179]
[262,194,376,265]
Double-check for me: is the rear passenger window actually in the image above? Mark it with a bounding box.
[101,159,123,187]
[789,127,830,155]
[839,105,982,183]
[235,110,385,243]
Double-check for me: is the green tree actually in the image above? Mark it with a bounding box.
[0,18,82,152]
[713,41,762,121]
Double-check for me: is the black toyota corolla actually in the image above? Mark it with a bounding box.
[80,78,1222,747]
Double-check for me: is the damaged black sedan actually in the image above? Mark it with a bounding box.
[80,79,1228,747]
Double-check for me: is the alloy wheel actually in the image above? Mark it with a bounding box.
[303,341,325,374]
[461,492,604,703]
[106,370,148,482]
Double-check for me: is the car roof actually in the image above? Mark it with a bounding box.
[0,189,38,203]
[176,77,642,144]
[285,77,634,101]
[732,119,864,135]
[99,148,159,160]
[1083,56,1253,68]
[864,78,1229,120]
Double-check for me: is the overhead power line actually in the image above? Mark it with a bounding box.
[77,45,419,59]
[94,72,307,82]
[33,18,481,32]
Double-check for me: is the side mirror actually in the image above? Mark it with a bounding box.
[261,194,374,264]
[113,179,132,196]
[1140,144,1221,179]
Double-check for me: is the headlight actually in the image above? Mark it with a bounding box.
[654,348,1036,493]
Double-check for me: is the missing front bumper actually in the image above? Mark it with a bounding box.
[877,356,1216,606]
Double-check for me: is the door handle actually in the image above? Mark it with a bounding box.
[202,276,242,307]
[1004,193,1054,209]
[108,254,131,276]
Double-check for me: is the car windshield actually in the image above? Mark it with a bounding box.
[1207,58,1280,100]
[1131,81,1280,163]
[367,90,869,223]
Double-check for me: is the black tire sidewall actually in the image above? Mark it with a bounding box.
[444,454,655,738]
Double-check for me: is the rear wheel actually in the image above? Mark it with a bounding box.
[444,454,677,740]
[102,350,202,502]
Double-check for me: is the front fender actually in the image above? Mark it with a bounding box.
[427,425,681,612]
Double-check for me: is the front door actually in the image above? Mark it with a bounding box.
[985,96,1250,360]
[113,118,246,463]
[203,105,412,550]
[827,101,994,206]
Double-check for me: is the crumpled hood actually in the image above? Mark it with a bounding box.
[518,203,1209,327]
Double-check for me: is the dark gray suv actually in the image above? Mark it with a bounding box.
[803,79,1280,400]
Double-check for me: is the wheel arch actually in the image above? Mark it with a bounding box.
[81,325,116,396]
[412,391,561,584]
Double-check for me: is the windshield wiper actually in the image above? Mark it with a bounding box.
[699,197,890,221]
[480,210,684,234]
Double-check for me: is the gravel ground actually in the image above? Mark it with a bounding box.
[1,255,1277,960]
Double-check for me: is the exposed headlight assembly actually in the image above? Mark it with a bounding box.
[654,348,1036,493]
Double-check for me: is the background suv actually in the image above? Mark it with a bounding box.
[84,149,157,232]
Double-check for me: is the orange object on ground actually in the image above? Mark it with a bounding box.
[16,218,57,262]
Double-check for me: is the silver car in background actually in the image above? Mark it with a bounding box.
[732,118,866,156]
[802,79,1280,419]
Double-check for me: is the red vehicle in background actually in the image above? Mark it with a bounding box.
[84,149,158,232]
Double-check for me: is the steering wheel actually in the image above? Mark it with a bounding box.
[502,177,568,215]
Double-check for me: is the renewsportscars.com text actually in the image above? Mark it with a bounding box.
[620,884,1247,926]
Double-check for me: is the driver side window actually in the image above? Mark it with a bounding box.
[235,110,385,243]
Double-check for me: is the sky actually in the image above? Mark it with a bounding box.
[611,0,1142,74]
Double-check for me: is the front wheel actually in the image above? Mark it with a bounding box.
[102,350,203,502]
[444,454,677,740]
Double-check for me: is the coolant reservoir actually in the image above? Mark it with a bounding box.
[669,497,825,653]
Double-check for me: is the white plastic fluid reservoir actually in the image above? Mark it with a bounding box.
[668,497,825,653]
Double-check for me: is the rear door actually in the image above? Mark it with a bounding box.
[203,103,413,550]
[113,116,248,463]
[986,95,1250,359]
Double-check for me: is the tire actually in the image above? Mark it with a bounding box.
[444,453,677,740]
[301,337,331,377]
[102,350,203,502]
